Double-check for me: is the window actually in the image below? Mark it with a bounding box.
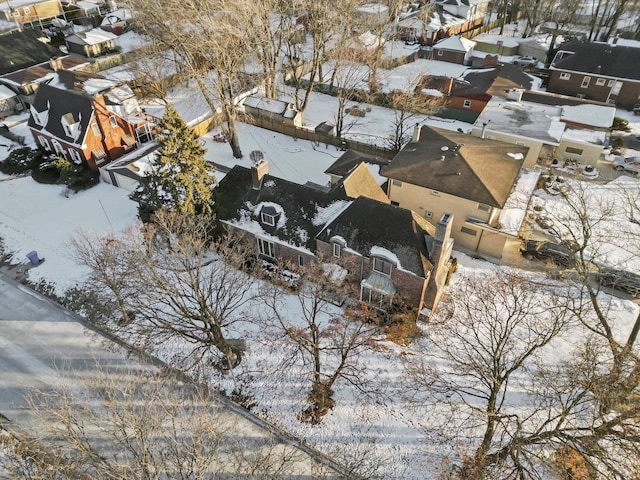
[392,179,402,187]
[424,211,433,219]
[565,146,583,155]
[437,49,443,56]
[91,123,100,137]
[38,136,49,149]
[477,203,490,212]
[298,255,304,267]
[373,257,392,276]
[463,99,472,108]
[461,226,477,236]
[23,6,29,14]
[516,141,525,146]
[257,238,275,258]
[69,149,83,164]
[261,212,275,226]
[608,79,616,87]
[11,9,20,17]
[109,116,117,128]
[430,190,440,196]
[559,72,571,80]
[333,243,341,258]
[391,201,399,206]
[581,76,590,88]
[596,78,606,86]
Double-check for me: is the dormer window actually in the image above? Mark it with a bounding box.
[61,113,81,142]
[330,236,346,258]
[261,212,275,226]
[30,102,49,128]
[373,257,393,276]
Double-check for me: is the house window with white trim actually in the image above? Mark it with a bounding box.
[23,6,30,14]
[596,78,606,86]
[257,238,275,258]
[372,257,393,276]
[91,123,101,137]
[581,76,591,88]
[69,149,83,164]
[559,72,571,80]
[477,203,490,212]
[461,226,477,236]
[298,255,304,267]
[261,212,275,226]
[437,49,443,56]
[38,136,49,149]
[424,210,433,219]
[392,179,402,187]
[607,79,616,87]
[431,190,440,196]
[109,116,118,128]
[51,140,66,159]
[333,243,341,258]
[463,99,472,108]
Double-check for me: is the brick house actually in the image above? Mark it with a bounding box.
[28,69,153,169]
[216,160,453,315]
[548,40,640,110]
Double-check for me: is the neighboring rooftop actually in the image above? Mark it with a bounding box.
[551,40,640,81]
[0,29,62,75]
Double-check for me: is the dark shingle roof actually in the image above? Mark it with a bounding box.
[0,29,62,75]
[28,83,93,144]
[317,196,434,277]
[324,149,389,177]
[552,40,640,81]
[381,126,527,208]
[452,64,534,98]
[216,166,350,250]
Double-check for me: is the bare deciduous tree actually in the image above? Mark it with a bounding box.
[408,270,572,479]
[2,367,314,479]
[128,0,253,158]
[73,211,258,371]
[260,260,378,424]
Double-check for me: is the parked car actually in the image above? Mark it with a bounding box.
[633,103,640,116]
[612,156,640,175]
[512,56,538,67]
[520,240,573,266]
[597,268,640,296]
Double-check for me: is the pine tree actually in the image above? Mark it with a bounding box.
[133,105,216,222]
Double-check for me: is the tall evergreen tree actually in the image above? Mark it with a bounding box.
[133,105,216,222]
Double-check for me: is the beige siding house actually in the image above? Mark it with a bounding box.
[381,126,528,258]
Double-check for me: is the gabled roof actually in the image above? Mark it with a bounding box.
[65,28,118,46]
[381,126,527,208]
[340,163,390,204]
[434,35,476,52]
[551,40,640,81]
[28,83,93,145]
[316,196,435,278]
[452,64,534,98]
[0,29,62,75]
[216,165,351,250]
[0,56,90,88]
[324,149,389,178]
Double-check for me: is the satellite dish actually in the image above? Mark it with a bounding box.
[250,150,264,163]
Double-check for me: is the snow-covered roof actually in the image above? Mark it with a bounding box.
[475,97,566,145]
[0,84,17,101]
[498,168,541,236]
[471,34,520,48]
[561,127,606,145]
[435,35,476,52]
[561,104,615,129]
[66,28,118,46]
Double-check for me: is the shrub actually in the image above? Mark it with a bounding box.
[612,117,631,132]
[31,155,99,190]
[0,148,45,175]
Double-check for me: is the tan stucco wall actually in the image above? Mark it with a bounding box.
[471,127,543,168]
[387,181,510,256]
[556,139,603,166]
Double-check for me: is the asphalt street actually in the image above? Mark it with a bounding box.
[0,274,345,477]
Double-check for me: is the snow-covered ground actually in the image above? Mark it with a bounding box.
[1,20,640,478]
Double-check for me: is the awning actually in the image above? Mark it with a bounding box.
[361,271,397,296]
[121,134,136,147]
[92,148,106,159]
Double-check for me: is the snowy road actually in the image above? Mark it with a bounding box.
[0,274,346,477]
